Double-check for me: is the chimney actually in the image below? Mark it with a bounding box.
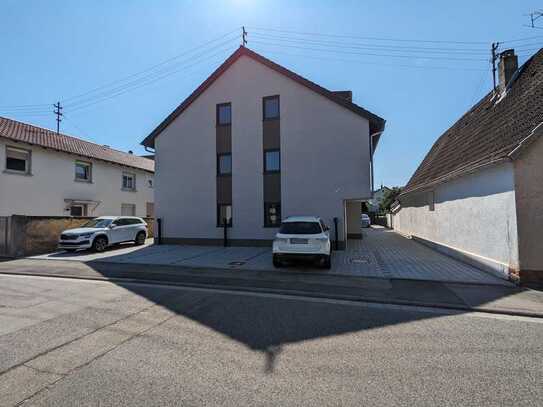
[128,150,133,155]
[498,49,518,91]
[332,90,352,102]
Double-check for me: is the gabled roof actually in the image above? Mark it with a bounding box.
[141,46,385,148]
[0,117,154,173]
[402,48,543,195]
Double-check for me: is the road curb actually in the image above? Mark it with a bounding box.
[1,270,541,319]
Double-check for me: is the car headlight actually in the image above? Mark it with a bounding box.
[80,233,93,238]
[274,238,288,244]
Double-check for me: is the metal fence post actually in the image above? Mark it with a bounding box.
[333,217,339,251]
[156,218,162,245]
[223,218,228,247]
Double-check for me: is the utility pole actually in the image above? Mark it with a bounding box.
[242,26,247,46]
[53,101,63,134]
[491,42,500,92]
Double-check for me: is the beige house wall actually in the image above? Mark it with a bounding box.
[513,135,543,282]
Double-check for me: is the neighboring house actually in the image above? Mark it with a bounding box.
[368,185,391,213]
[141,46,385,249]
[0,117,155,218]
[393,48,543,285]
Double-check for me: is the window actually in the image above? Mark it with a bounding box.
[75,161,92,182]
[148,178,153,188]
[70,204,87,217]
[263,95,280,120]
[146,202,154,217]
[264,150,280,173]
[217,204,232,227]
[217,154,232,175]
[5,146,31,174]
[122,172,136,190]
[279,221,322,235]
[216,103,231,126]
[121,203,136,216]
[264,203,281,227]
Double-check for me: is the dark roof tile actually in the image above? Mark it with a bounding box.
[0,117,154,172]
[403,48,543,194]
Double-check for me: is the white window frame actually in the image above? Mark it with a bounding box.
[5,146,31,175]
[70,204,87,217]
[121,203,136,216]
[75,160,92,182]
[122,172,136,191]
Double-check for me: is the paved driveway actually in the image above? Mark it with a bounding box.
[30,228,509,285]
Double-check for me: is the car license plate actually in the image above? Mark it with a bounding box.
[290,238,308,244]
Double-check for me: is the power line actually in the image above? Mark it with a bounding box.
[248,26,490,44]
[250,46,488,71]
[250,32,490,54]
[67,45,237,113]
[250,40,489,61]
[61,29,239,105]
[64,39,238,110]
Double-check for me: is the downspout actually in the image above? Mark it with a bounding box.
[369,131,384,196]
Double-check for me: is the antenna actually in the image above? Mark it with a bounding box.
[526,10,543,29]
[242,26,247,46]
[53,101,63,134]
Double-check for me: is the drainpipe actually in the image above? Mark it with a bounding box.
[369,131,384,195]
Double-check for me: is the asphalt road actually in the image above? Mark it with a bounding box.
[1,274,542,406]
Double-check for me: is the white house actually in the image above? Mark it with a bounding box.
[393,48,543,286]
[141,46,385,249]
[0,117,154,218]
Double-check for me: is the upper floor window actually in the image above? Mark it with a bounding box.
[263,95,280,120]
[5,146,31,174]
[216,103,231,126]
[148,178,153,188]
[217,153,232,175]
[75,161,92,182]
[264,150,280,173]
[122,172,136,191]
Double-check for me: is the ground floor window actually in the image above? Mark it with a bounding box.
[146,202,154,218]
[217,204,232,227]
[70,204,87,217]
[121,203,136,216]
[264,202,281,227]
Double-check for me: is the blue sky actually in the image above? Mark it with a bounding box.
[1,0,542,187]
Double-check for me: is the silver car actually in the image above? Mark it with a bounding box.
[58,216,148,252]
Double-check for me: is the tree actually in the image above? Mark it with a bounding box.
[380,187,402,213]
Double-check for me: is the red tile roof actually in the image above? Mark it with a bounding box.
[141,46,385,148]
[0,117,154,172]
[403,48,543,195]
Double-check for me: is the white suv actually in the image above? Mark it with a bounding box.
[58,216,148,252]
[272,216,332,269]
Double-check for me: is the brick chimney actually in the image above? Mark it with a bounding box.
[332,90,352,102]
[498,49,518,91]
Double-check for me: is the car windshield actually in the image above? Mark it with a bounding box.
[279,221,322,235]
[82,218,113,228]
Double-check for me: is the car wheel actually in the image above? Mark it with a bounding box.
[273,254,282,268]
[135,231,146,246]
[92,236,108,253]
[321,255,331,270]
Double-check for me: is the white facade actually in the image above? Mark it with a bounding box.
[154,54,374,244]
[393,162,519,278]
[0,138,154,218]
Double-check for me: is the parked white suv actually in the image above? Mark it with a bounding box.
[58,216,148,252]
[272,216,332,269]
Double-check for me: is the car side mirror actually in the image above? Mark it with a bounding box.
[109,224,116,229]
